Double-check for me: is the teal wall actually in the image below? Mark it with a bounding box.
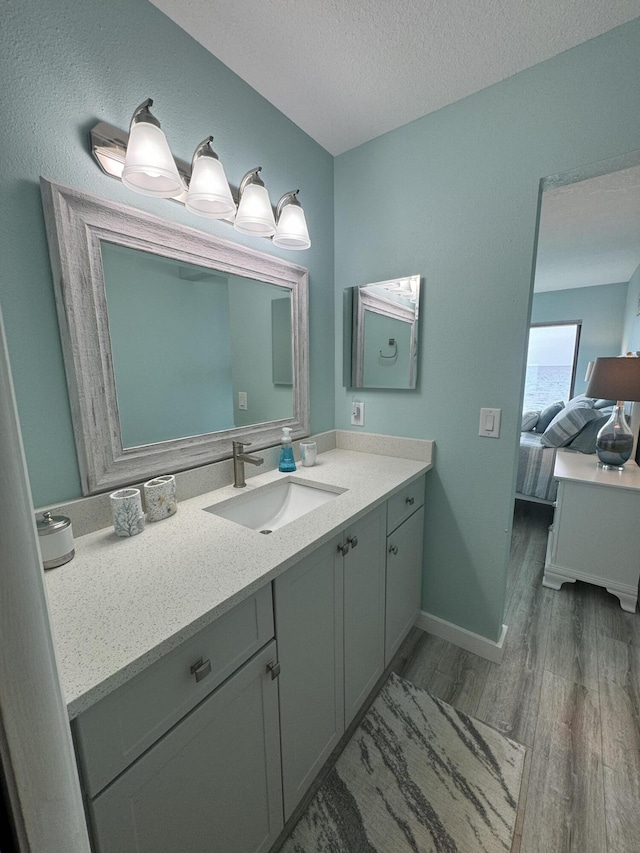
[103,246,235,445]
[622,263,640,353]
[335,19,640,642]
[531,283,627,396]
[0,0,334,506]
[362,312,413,388]
[228,277,294,426]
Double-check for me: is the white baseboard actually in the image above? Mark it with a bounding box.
[416,611,508,664]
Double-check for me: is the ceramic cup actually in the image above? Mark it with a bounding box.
[110,488,145,537]
[300,441,317,467]
[144,474,178,522]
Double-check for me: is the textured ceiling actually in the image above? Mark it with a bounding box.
[149,0,640,155]
[535,164,640,292]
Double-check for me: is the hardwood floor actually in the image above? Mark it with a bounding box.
[393,499,640,853]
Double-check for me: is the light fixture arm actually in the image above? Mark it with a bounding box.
[239,167,265,194]
[129,98,160,130]
[276,190,301,220]
[190,136,220,167]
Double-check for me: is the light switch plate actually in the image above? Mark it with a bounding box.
[479,407,501,438]
[238,391,247,411]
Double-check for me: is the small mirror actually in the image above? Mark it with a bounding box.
[344,275,421,389]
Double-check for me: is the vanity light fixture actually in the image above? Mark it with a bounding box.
[121,99,183,198]
[234,168,277,236]
[89,100,310,248]
[185,137,236,219]
[272,191,311,250]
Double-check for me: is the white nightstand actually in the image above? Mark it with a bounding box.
[543,449,640,612]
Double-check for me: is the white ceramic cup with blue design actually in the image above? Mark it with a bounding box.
[110,488,145,537]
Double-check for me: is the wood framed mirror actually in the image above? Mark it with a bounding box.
[40,179,309,494]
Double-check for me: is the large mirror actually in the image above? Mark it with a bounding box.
[344,275,421,389]
[40,179,309,495]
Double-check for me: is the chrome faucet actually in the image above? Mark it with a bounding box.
[232,440,264,488]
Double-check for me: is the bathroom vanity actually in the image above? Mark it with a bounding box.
[45,445,431,852]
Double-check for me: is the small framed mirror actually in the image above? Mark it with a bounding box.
[344,275,421,389]
[40,179,309,494]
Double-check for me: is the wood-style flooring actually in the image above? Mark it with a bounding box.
[393,499,640,853]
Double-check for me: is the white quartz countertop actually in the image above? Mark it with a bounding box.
[45,448,432,719]
[555,448,640,491]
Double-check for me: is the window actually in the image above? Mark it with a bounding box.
[523,322,581,411]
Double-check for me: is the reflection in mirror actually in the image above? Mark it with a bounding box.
[101,243,293,447]
[40,179,308,495]
[344,275,420,389]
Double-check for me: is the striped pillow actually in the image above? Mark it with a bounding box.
[521,410,540,431]
[540,404,601,448]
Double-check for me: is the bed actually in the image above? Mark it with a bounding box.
[515,396,614,505]
[515,431,559,504]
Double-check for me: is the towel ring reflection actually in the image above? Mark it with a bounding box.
[380,338,398,359]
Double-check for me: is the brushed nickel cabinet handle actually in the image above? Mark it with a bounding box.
[190,658,212,683]
[388,544,398,555]
[266,661,281,680]
[337,541,350,556]
[346,535,358,549]
[405,496,415,506]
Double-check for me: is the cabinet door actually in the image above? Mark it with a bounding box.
[89,642,283,853]
[274,535,344,820]
[385,506,424,665]
[343,504,386,727]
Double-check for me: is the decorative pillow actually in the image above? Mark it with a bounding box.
[540,403,601,447]
[534,401,564,433]
[564,395,595,410]
[566,412,610,453]
[521,410,540,431]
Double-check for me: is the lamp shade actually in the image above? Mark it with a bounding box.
[185,139,236,218]
[234,182,276,236]
[585,357,640,402]
[122,117,183,198]
[234,170,276,236]
[273,202,311,250]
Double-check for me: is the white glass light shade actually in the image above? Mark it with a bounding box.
[234,183,276,236]
[273,203,311,250]
[186,156,236,218]
[122,122,183,198]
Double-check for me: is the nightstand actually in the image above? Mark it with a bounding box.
[543,449,640,612]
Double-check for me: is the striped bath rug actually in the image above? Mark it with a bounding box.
[280,672,525,853]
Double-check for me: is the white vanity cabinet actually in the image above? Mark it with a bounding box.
[89,642,282,853]
[274,503,386,819]
[73,586,283,853]
[384,475,425,664]
[70,468,429,851]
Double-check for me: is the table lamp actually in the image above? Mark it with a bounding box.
[585,356,640,469]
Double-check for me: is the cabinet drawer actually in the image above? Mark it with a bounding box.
[387,475,425,534]
[88,641,283,853]
[74,584,274,797]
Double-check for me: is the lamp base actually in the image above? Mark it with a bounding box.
[595,403,633,470]
[596,461,627,472]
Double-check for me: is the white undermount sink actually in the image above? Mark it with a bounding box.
[204,478,345,533]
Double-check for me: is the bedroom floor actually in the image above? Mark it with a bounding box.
[393,499,640,853]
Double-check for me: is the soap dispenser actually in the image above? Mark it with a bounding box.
[279,427,296,472]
